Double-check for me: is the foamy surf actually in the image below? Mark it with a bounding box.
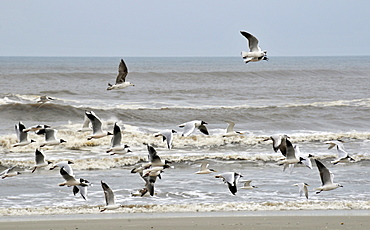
[1,200,370,216]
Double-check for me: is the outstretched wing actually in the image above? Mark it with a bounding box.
[315,159,332,186]
[101,181,115,206]
[240,31,261,52]
[116,59,128,84]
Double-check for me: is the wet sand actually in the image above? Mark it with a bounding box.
[1,211,370,230]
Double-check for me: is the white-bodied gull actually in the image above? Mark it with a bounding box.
[100,181,123,211]
[240,180,258,189]
[31,149,52,173]
[85,111,113,140]
[314,159,343,194]
[195,162,216,174]
[107,123,131,155]
[223,121,243,137]
[179,120,209,137]
[58,167,90,187]
[215,172,243,195]
[12,121,35,147]
[293,182,309,199]
[1,166,21,179]
[154,129,177,149]
[37,128,66,147]
[325,140,355,164]
[107,59,135,90]
[49,160,74,176]
[240,31,268,63]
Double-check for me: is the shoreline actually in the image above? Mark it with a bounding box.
[1,210,370,230]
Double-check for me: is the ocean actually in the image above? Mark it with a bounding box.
[0,56,369,216]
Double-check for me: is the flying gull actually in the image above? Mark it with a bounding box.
[36,95,54,104]
[195,162,216,174]
[240,180,258,189]
[107,59,135,90]
[31,149,52,173]
[100,181,123,212]
[178,120,209,137]
[147,144,172,167]
[314,159,343,194]
[61,166,92,201]
[293,182,309,199]
[324,140,355,164]
[240,31,268,63]
[264,134,290,157]
[37,128,66,147]
[294,145,313,169]
[12,121,35,147]
[277,139,307,172]
[154,129,177,149]
[58,167,90,187]
[107,123,131,155]
[1,166,21,179]
[49,160,74,176]
[222,121,243,137]
[85,111,113,140]
[215,172,243,195]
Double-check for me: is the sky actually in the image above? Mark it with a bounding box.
[1,0,369,57]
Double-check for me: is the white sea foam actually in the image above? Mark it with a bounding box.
[2,126,370,170]
[1,200,369,216]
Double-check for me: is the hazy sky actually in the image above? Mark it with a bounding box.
[1,0,369,57]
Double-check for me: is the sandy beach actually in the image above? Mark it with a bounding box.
[1,211,369,230]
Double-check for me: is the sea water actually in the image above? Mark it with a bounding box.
[0,56,369,216]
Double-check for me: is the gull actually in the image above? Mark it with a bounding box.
[31,149,52,173]
[294,145,313,169]
[154,129,177,149]
[215,172,243,195]
[107,123,131,155]
[131,168,157,197]
[23,124,50,133]
[277,138,303,172]
[1,166,21,179]
[325,140,355,164]
[36,95,55,108]
[77,113,91,132]
[72,184,90,200]
[12,122,35,147]
[240,180,257,189]
[100,181,123,212]
[293,182,309,199]
[37,128,66,147]
[314,159,343,194]
[264,134,289,157]
[85,111,113,140]
[139,171,157,196]
[64,168,92,201]
[222,121,243,137]
[107,59,135,90]
[195,162,216,174]
[131,145,171,197]
[49,160,74,176]
[147,144,172,167]
[178,120,209,137]
[240,31,268,64]
[58,167,90,187]
[37,95,55,103]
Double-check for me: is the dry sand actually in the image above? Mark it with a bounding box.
[1,211,369,230]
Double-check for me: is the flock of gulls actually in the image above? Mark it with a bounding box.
[1,31,355,211]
